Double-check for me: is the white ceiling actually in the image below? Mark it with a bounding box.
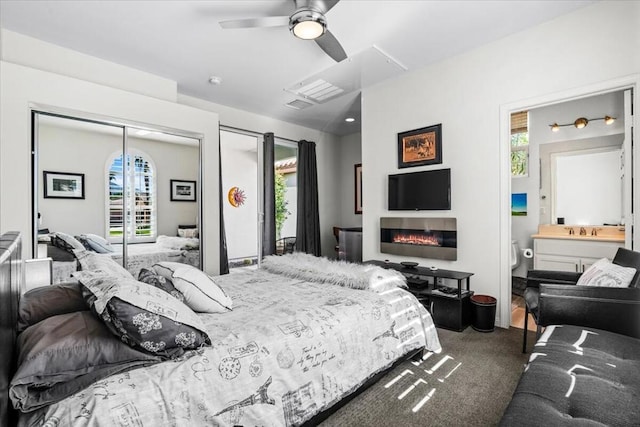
[0,0,595,136]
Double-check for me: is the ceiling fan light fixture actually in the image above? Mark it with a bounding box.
[290,9,326,40]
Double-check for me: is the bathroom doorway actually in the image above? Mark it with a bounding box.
[504,83,635,330]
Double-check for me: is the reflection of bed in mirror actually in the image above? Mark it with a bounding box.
[47,235,200,283]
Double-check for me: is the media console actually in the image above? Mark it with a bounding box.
[366,260,474,331]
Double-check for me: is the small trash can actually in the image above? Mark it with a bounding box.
[470,294,497,332]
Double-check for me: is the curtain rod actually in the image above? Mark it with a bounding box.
[219,124,299,145]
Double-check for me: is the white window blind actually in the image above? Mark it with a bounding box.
[108,151,156,241]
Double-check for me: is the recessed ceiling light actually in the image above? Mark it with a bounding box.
[135,130,150,136]
[208,76,222,85]
[345,117,355,123]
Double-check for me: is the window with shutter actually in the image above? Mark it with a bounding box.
[511,111,529,177]
[107,150,156,242]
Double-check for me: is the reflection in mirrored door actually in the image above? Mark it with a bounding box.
[124,127,201,275]
[34,113,125,281]
[33,112,202,283]
[220,130,260,268]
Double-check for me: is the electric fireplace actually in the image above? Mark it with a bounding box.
[380,217,457,260]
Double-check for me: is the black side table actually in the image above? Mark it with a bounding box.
[366,260,474,331]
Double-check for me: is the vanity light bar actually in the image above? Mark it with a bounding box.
[549,116,616,132]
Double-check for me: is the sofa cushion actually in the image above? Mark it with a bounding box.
[500,325,640,426]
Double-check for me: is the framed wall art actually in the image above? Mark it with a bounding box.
[170,179,197,202]
[397,123,442,168]
[43,171,85,199]
[354,163,362,214]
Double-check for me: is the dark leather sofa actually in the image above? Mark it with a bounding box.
[500,285,640,425]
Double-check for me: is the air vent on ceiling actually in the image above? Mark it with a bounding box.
[292,79,345,103]
[284,99,314,110]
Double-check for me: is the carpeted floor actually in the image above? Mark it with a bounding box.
[321,326,535,427]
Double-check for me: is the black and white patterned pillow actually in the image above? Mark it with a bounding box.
[138,268,185,303]
[76,271,210,359]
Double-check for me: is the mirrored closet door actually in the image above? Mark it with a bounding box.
[32,111,202,283]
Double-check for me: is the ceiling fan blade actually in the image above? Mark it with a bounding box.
[311,0,340,14]
[315,29,347,62]
[219,16,289,29]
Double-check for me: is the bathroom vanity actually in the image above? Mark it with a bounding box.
[532,225,625,273]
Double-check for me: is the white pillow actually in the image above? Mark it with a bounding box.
[576,258,636,288]
[152,262,232,313]
[80,233,114,253]
[73,250,133,280]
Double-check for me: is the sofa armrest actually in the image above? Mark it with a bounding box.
[538,284,640,338]
[526,270,582,289]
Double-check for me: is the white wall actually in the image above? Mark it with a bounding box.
[37,122,199,238]
[0,61,219,272]
[338,132,363,228]
[179,95,342,258]
[220,131,259,260]
[361,1,640,328]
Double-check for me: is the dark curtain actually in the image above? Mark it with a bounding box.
[295,140,321,256]
[262,132,276,256]
[218,129,229,274]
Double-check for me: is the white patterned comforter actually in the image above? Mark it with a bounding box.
[19,269,440,427]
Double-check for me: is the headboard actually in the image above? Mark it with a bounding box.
[0,232,22,427]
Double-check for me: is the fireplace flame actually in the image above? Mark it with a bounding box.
[393,233,441,246]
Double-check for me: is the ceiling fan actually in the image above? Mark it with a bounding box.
[219,0,347,62]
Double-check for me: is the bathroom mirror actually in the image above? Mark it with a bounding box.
[33,111,202,283]
[539,134,623,226]
[552,147,622,225]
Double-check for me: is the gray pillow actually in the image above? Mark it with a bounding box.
[138,268,185,303]
[77,233,114,253]
[10,311,161,412]
[76,271,210,358]
[17,282,86,333]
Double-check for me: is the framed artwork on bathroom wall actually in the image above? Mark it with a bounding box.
[511,193,527,216]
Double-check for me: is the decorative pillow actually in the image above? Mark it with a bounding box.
[138,268,185,303]
[17,282,87,333]
[10,311,161,412]
[153,262,232,313]
[368,267,409,293]
[45,244,77,262]
[50,231,85,252]
[76,233,114,253]
[261,253,409,292]
[76,271,210,358]
[73,250,132,279]
[576,258,637,288]
[178,228,198,238]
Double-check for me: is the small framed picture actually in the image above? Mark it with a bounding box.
[170,179,197,202]
[397,123,442,168]
[43,171,85,199]
[354,163,362,214]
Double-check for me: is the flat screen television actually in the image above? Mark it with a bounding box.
[388,168,451,210]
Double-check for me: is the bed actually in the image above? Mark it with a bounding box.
[2,234,441,426]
